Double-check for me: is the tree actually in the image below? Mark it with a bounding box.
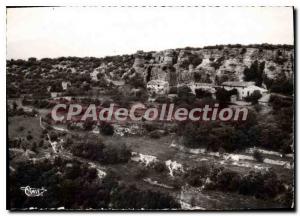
[195,89,212,99]
[215,170,241,192]
[253,150,264,163]
[100,122,114,136]
[244,90,262,104]
[243,60,265,86]
[83,120,94,131]
[240,47,247,55]
[270,77,293,95]
[215,88,232,104]
[174,85,196,105]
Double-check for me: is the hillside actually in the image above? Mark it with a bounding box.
[7,44,294,99]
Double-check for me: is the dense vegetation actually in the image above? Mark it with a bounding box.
[64,136,131,164]
[177,98,293,153]
[184,163,293,207]
[9,158,179,209]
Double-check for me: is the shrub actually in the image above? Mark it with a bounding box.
[215,170,241,192]
[155,96,170,103]
[170,178,183,190]
[195,89,212,99]
[210,56,224,70]
[215,88,232,104]
[134,167,148,179]
[26,134,33,141]
[100,122,114,136]
[253,150,264,163]
[240,47,247,55]
[102,142,131,164]
[153,161,167,173]
[168,86,178,94]
[243,60,265,86]
[83,120,94,131]
[18,126,25,132]
[244,90,262,104]
[71,141,130,164]
[270,78,293,95]
[149,130,165,139]
[175,86,196,105]
[185,164,211,187]
[110,184,180,209]
[71,142,105,161]
[49,131,58,141]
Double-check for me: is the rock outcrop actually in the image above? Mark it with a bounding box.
[124,45,293,89]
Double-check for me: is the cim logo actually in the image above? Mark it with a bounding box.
[20,186,47,197]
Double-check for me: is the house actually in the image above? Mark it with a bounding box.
[176,82,216,97]
[221,81,268,100]
[61,81,71,91]
[51,92,63,98]
[147,80,169,97]
[190,82,216,95]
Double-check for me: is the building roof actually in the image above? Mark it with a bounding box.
[147,80,168,86]
[245,85,268,93]
[193,82,214,87]
[221,81,255,88]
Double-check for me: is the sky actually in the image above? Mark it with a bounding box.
[6,7,294,59]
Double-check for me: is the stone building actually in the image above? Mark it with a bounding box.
[147,80,169,97]
[221,81,268,100]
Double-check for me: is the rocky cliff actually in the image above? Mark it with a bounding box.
[121,44,293,88]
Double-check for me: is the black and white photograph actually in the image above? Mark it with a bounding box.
[6,5,295,211]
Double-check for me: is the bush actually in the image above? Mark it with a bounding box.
[243,60,265,86]
[215,88,232,104]
[110,184,180,209]
[253,150,264,163]
[26,134,33,141]
[195,89,212,99]
[127,74,145,88]
[49,131,58,141]
[215,170,241,192]
[155,96,170,103]
[244,90,262,104]
[149,130,165,139]
[71,141,130,164]
[168,86,178,94]
[83,120,94,131]
[238,170,284,199]
[100,122,114,136]
[18,126,25,132]
[102,142,131,164]
[71,142,105,161]
[270,78,293,95]
[240,48,247,55]
[134,167,148,179]
[175,86,196,105]
[210,56,224,70]
[144,123,159,132]
[153,161,167,173]
[185,164,211,187]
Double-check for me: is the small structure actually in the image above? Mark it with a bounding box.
[130,88,142,97]
[61,81,71,90]
[162,49,175,65]
[221,81,268,100]
[51,92,61,98]
[147,80,169,97]
[190,82,216,95]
